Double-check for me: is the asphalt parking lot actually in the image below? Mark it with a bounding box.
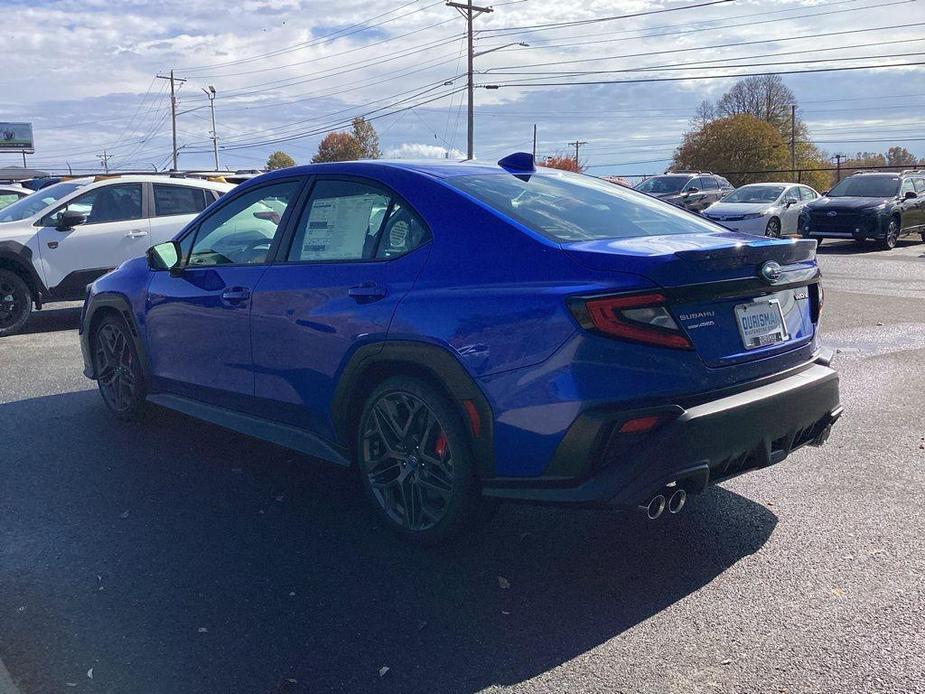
[1,240,923,694]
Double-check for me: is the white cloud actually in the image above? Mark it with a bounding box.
[384,143,464,160]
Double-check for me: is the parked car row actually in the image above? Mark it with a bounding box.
[632,169,925,248]
[0,174,234,336]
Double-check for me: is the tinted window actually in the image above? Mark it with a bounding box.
[154,184,211,216]
[188,181,299,266]
[723,185,785,203]
[288,179,429,262]
[829,176,900,198]
[0,181,85,222]
[701,177,718,191]
[686,177,705,191]
[46,183,142,226]
[447,171,723,242]
[635,175,690,195]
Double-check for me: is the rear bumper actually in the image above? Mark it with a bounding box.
[481,355,841,508]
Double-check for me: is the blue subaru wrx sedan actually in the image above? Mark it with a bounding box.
[79,154,842,542]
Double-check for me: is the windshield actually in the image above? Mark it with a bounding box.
[721,186,785,203]
[446,171,722,242]
[634,175,690,195]
[0,182,86,222]
[828,176,900,198]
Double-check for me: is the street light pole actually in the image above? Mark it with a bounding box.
[203,86,218,169]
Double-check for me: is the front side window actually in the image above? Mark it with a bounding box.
[447,171,723,242]
[187,181,300,267]
[685,177,705,192]
[913,178,925,194]
[154,184,211,216]
[800,187,817,201]
[701,177,718,191]
[45,183,143,226]
[288,179,429,262]
[0,181,85,223]
[900,179,915,196]
[0,193,21,210]
[828,176,900,198]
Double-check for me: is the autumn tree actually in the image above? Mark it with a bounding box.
[352,117,381,159]
[266,150,295,170]
[715,75,795,135]
[542,153,585,173]
[672,114,789,186]
[885,146,917,168]
[311,132,363,163]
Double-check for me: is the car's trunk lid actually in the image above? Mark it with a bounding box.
[565,232,820,367]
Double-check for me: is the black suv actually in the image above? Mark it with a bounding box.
[799,171,925,249]
[634,172,735,212]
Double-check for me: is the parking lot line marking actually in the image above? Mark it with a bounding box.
[0,657,22,694]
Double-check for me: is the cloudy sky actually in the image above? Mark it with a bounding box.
[2,0,924,177]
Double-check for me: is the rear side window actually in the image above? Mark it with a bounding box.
[154,184,211,216]
[287,179,430,262]
[447,171,723,242]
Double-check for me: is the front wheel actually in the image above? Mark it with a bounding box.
[878,218,900,250]
[357,376,490,543]
[0,269,33,337]
[93,314,147,420]
[764,217,781,237]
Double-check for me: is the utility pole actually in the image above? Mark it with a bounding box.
[447,0,493,160]
[21,152,26,167]
[97,150,111,174]
[532,124,537,160]
[790,104,797,182]
[568,139,588,165]
[156,69,187,170]
[203,85,219,169]
[834,153,844,182]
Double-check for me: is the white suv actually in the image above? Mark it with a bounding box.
[0,174,234,335]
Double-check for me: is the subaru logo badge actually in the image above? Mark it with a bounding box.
[827,210,837,217]
[759,260,783,284]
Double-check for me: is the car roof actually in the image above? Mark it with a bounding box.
[737,182,795,187]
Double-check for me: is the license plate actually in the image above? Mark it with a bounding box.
[735,298,789,350]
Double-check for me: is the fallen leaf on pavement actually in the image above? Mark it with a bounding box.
[87,668,93,679]
[379,666,390,677]
[497,576,511,589]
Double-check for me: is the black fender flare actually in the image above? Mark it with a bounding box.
[331,340,496,477]
[82,292,151,386]
[0,241,48,307]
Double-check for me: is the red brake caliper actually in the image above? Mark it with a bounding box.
[434,432,448,459]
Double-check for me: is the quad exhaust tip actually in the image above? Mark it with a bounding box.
[641,494,666,520]
[668,488,687,514]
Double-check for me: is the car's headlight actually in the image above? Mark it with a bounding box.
[740,212,764,220]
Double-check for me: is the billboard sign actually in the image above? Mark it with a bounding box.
[0,123,34,154]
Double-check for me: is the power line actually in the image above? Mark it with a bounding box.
[477,0,735,34]
[480,61,925,88]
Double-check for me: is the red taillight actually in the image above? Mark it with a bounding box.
[573,292,692,349]
[618,415,663,433]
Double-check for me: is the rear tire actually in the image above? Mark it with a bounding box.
[764,217,781,237]
[0,269,33,337]
[92,314,147,421]
[356,375,491,544]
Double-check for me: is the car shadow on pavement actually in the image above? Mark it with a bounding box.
[815,239,922,255]
[18,305,82,334]
[0,391,778,694]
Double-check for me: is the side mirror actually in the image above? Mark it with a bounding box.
[821,191,829,196]
[685,186,699,195]
[56,210,86,231]
[904,190,917,200]
[147,241,181,272]
[784,196,798,207]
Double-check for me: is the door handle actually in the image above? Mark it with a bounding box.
[221,287,251,304]
[125,229,148,238]
[348,282,387,303]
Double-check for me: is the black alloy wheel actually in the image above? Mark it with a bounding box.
[358,376,488,542]
[0,269,32,337]
[93,315,146,420]
[879,217,900,250]
[765,217,782,238]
